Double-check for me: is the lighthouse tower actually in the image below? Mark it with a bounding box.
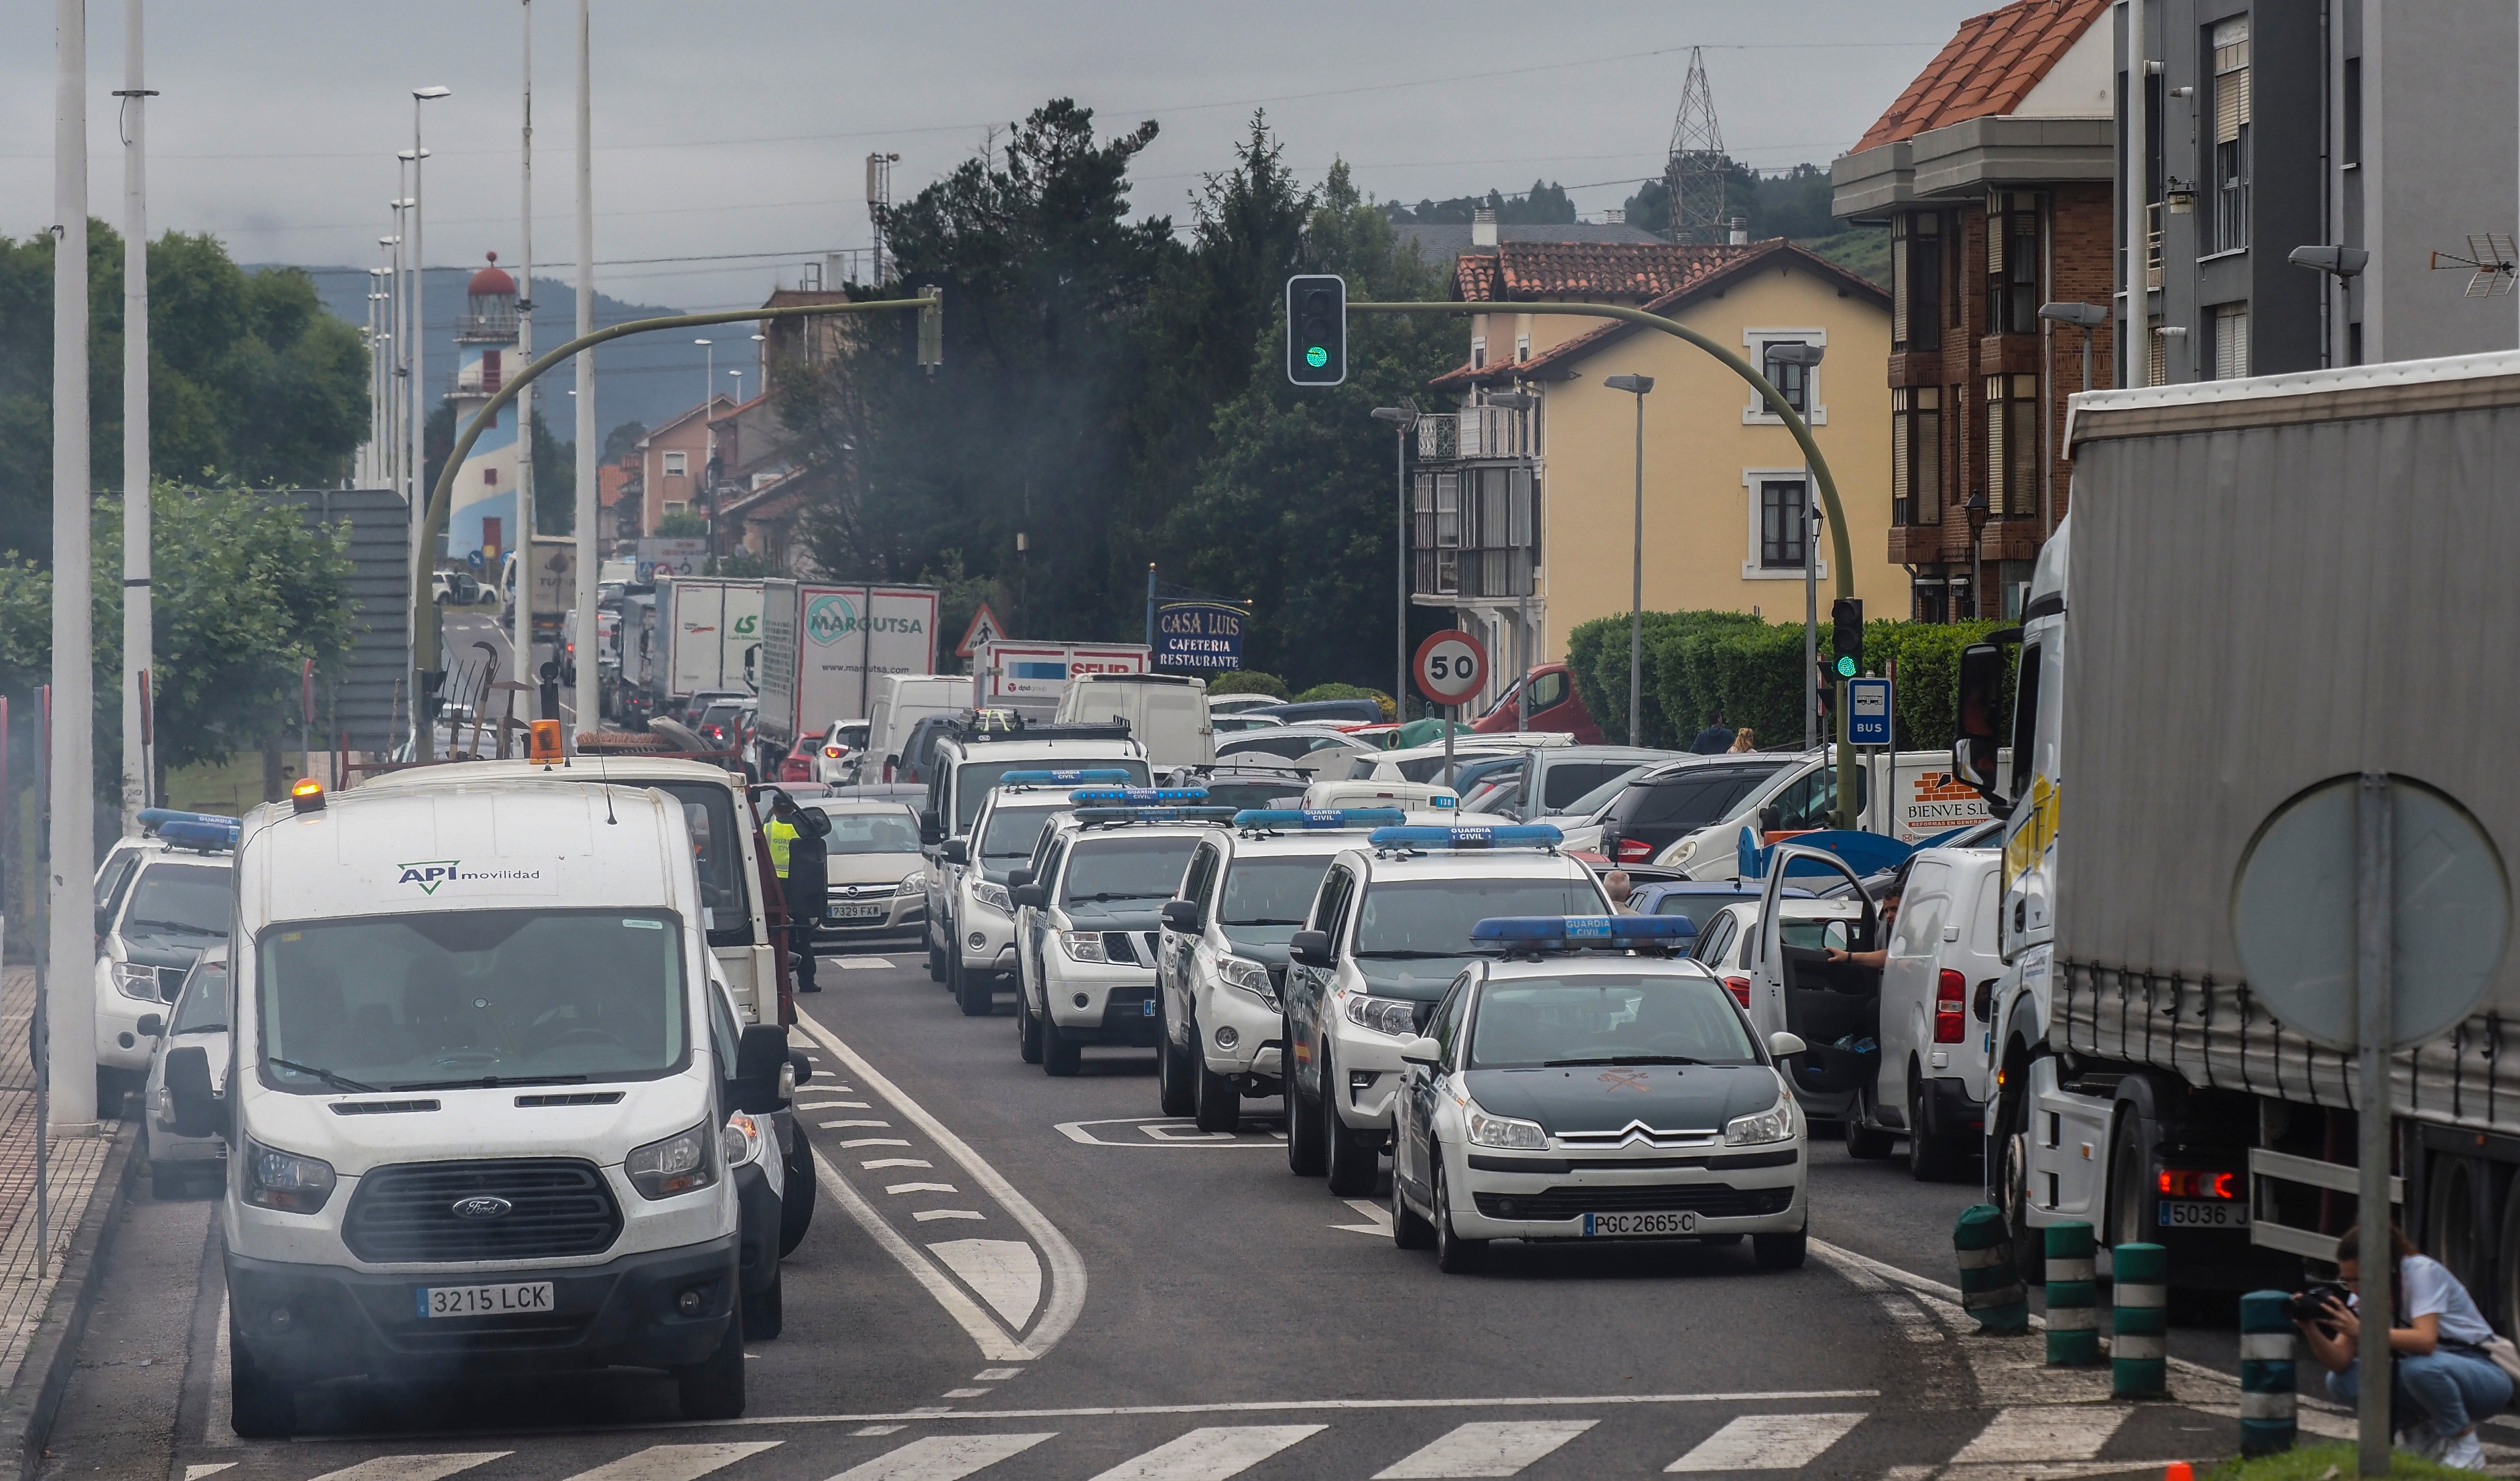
[446,252,522,568]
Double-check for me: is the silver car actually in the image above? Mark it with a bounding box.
[809,798,929,946]
[143,946,229,1199]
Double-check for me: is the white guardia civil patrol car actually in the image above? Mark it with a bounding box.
[1280,824,1612,1197]
[1154,808,1408,1131]
[1387,914,1811,1273]
[1013,796,1235,1076]
[944,769,1134,1017]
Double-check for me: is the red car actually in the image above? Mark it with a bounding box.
[1472,662,1603,743]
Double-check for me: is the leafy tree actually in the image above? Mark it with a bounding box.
[602,420,649,462]
[655,510,707,537]
[917,549,1013,659]
[1388,182,1576,225]
[1622,163,1887,284]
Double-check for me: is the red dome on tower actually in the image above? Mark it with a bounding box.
[468,251,516,297]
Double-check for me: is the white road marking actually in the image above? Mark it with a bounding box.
[1952,1406,2131,1464]
[207,1292,234,1448]
[824,1432,1055,1481]
[307,1456,512,1481]
[809,1153,1030,1363]
[863,1159,934,1170]
[838,958,894,970]
[887,1182,960,1195]
[1333,1198,1393,1236]
[930,1240,1045,1329]
[1373,1419,1597,1477]
[1666,1413,1865,1472]
[975,1368,1025,1381]
[1054,1117,1282,1149]
[843,1138,915,1149]
[853,1427,906,1437]
[803,1101,874,1110]
[184,1467,238,1480]
[822,1119,895,1130]
[943,1388,992,1399]
[557,1442,783,1480]
[914,1209,987,1222]
[724,1390,1881,1427]
[799,1009,1089,1359]
[1085,1425,1325,1481]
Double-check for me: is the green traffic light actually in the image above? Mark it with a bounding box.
[1305,345,1328,369]
[1834,655,1858,678]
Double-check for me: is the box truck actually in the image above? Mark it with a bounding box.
[1967,352,2520,1321]
[970,639,1151,717]
[652,579,764,717]
[753,581,942,750]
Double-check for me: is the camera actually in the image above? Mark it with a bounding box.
[2286,1281,2352,1326]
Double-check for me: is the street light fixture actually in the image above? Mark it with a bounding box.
[1964,490,1991,620]
[2038,301,2109,396]
[406,89,451,758]
[1603,374,1654,747]
[1371,402,1418,715]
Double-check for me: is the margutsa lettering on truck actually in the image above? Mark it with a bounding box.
[755,580,943,744]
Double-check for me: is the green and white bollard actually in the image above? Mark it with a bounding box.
[1957,1204,2028,1334]
[2237,1290,2297,1454]
[2111,1241,2169,1398]
[2044,1222,2100,1365]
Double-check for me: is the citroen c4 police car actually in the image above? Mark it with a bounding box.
[1387,915,1811,1273]
[1281,824,1612,1197]
[945,770,1133,1017]
[1012,796,1234,1076]
[1155,808,1407,1131]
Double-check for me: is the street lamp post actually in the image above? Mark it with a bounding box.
[1764,341,1828,752]
[2035,303,2107,542]
[405,87,449,756]
[1603,374,1653,747]
[515,3,536,686]
[1369,403,1416,717]
[116,0,155,826]
[695,337,715,564]
[1964,491,1991,621]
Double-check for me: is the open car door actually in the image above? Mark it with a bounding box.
[1754,843,1880,1099]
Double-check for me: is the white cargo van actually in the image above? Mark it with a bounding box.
[167,781,786,1434]
[865,674,976,781]
[1054,673,1214,766]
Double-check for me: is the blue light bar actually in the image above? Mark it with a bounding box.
[1069,786,1209,805]
[1367,824,1564,850]
[1233,808,1409,831]
[999,768,1134,786]
[139,807,241,834]
[1471,914,1697,942]
[157,818,240,852]
[1073,805,1241,825]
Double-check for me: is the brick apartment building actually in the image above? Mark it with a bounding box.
[1832,0,2115,621]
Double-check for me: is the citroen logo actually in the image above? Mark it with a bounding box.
[452,1196,513,1221]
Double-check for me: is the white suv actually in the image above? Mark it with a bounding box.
[1154,808,1407,1131]
[1279,825,1610,1197]
[943,773,1133,1015]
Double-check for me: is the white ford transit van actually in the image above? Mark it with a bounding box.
[168,781,786,1434]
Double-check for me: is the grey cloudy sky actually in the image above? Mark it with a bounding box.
[11,2,1981,311]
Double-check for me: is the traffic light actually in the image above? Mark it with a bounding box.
[1830,598,1863,681]
[1286,274,1347,386]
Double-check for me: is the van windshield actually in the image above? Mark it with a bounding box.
[643,781,751,944]
[255,909,689,1093]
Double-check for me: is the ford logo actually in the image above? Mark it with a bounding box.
[451,1196,513,1221]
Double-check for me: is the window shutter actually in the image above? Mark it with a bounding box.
[1891,388,1911,521]
[2213,303,2250,379]
[1917,388,1941,523]
[1892,218,1910,344]
[1984,375,2004,507]
[2214,18,2251,144]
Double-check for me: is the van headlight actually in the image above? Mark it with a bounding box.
[1342,994,1417,1037]
[1467,1107,1551,1150]
[627,1121,719,1199]
[1217,955,1279,1010]
[1724,1097,1798,1147]
[113,963,162,1001]
[242,1138,336,1214]
[720,1112,764,1168]
[1058,930,1108,963]
[970,880,1012,914]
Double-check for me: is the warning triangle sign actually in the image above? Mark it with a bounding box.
[955,602,1007,659]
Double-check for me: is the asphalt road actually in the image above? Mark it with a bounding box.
[442,607,575,740]
[39,948,2428,1481]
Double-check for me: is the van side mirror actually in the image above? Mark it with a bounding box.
[940,839,968,867]
[164,1044,225,1140]
[1160,900,1200,933]
[137,1013,163,1038]
[788,1047,815,1087]
[1289,930,1333,968]
[1767,1031,1808,1059]
[731,1024,788,1113]
[918,810,944,845]
[1012,884,1047,910]
[1007,868,1035,890]
[1953,639,2014,817]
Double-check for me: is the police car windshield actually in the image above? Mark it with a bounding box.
[823,811,921,854]
[124,863,232,938]
[1063,834,1200,904]
[1220,854,1337,926]
[256,908,688,1093]
[980,807,1059,861]
[171,963,229,1035]
[1469,976,1757,1069]
[1353,876,1607,958]
[957,759,1150,830]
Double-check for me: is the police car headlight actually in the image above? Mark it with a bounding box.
[627,1121,719,1200]
[113,963,162,1001]
[720,1112,764,1168]
[970,880,1013,914]
[1723,1098,1797,1147]
[1058,930,1108,963]
[1218,955,1279,1010]
[1342,995,1418,1037]
[1467,1108,1551,1151]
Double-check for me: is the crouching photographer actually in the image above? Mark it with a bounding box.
[2293,1224,2511,1471]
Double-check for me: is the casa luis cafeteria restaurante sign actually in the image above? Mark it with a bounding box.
[1155,602,1247,671]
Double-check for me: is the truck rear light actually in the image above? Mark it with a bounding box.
[2158,1168,2239,1199]
[1723,975,1752,1008]
[1613,836,1653,864]
[1934,968,1967,1043]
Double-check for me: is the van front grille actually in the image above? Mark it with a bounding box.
[343,1158,622,1264]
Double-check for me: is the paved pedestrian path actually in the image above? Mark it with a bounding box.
[0,963,120,1390]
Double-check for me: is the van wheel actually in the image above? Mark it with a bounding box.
[95,1069,128,1120]
[954,957,992,1017]
[151,1164,197,1201]
[742,1264,784,1341]
[1017,990,1044,1065]
[1192,1039,1241,1134]
[228,1314,295,1439]
[779,1134,817,1257]
[925,934,945,982]
[1844,1094,1896,1160]
[1323,1046,1380,1196]
[1042,1015,1081,1077]
[1907,1071,1963,1182]
[1286,1043,1327,1177]
[1156,1001,1195,1117]
[676,1304,746,1421]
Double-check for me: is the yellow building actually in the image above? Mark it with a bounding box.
[1416,235,1897,711]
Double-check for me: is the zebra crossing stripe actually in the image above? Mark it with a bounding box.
[558,1442,783,1480]
[1665,1413,1865,1472]
[1372,1420,1598,1477]
[1951,1405,2131,1463]
[306,1457,512,1481]
[824,1433,1057,1481]
[1084,1425,1327,1481]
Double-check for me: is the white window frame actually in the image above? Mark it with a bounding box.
[1741,328,1828,426]
[1740,466,1826,580]
[1471,336,1487,370]
[662,449,689,477]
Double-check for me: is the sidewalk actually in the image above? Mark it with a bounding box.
[0,965,120,1394]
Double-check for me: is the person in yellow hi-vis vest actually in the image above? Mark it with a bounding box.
[766,792,832,993]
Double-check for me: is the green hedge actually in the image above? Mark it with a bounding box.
[1207,670,1289,699]
[1564,609,2013,752]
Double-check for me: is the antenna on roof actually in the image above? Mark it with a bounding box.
[1663,47,1728,246]
[2430,234,2517,297]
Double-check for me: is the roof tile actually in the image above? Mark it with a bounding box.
[1453,240,1760,304]
[1853,0,2109,152]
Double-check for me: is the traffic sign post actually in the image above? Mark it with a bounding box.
[1416,629,1489,789]
[1848,677,1890,747]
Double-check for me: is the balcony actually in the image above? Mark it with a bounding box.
[1413,463,1537,601]
[1416,405,1529,462]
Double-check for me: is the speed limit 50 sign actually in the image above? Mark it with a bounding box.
[1414,630,1490,706]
